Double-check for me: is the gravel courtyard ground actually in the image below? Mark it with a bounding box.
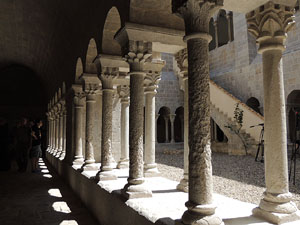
[156,146,300,208]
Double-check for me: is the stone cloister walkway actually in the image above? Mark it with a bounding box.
[0,159,99,225]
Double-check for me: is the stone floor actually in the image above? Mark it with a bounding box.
[0,159,99,225]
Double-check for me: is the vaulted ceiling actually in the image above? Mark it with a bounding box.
[0,0,129,102]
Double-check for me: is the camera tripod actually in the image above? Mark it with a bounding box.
[250,123,264,163]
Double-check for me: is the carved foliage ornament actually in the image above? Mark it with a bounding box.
[100,67,119,89]
[144,72,161,90]
[172,0,223,34]
[118,85,130,101]
[246,2,295,42]
[175,48,188,74]
[125,41,152,72]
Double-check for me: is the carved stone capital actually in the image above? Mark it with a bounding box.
[246,2,295,53]
[144,72,161,94]
[175,48,188,78]
[82,73,101,95]
[72,84,85,107]
[100,67,119,89]
[125,41,152,73]
[172,0,223,36]
[118,85,130,103]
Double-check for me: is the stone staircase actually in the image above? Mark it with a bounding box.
[210,80,264,156]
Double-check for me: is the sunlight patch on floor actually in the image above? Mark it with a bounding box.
[48,188,62,198]
[60,220,79,225]
[52,201,71,214]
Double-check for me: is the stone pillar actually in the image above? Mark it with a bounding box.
[175,48,189,193]
[173,1,223,224]
[164,116,169,143]
[121,41,153,199]
[213,21,219,48]
[117,85,130,169]
[82,76,100,171]
[170,114,176,143]
[60,107,67,160]
[96,69,118,180]
[57,103,64,158]
[54,108,59,155]
[226,12,233,42]
[46,111,51,152]
[72,85,85,165]
[246,3,300,224]
[50,109,55,154]
[144,72,161,177]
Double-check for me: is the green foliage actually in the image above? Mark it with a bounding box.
[233,103,244,133]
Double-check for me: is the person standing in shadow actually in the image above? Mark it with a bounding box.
[29,119,43,173]
[15,118,32,172]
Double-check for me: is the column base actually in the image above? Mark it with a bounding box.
[180,203,223,225]
[177,177,188,193]
[144,163,160,177]
[121,182,152,199]
[253,192,300,224]
[175,214,224,225]
[55,151,62,158]
[117,159,129,169]
[82,163,99,171]
[253,207,300,224]
[59,152,66,160]
[96,170,117,181]
[73,157,84,166]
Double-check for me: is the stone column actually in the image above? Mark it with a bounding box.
[144,72,161,177]
[175,48,189,193]
[46,111,51,152]
[54,107,59,155]
[226,12,233,42]
[82,76,100,171]
[96,69,118,180]
[117,85,130,169]
[246,3,300,224]
[72,85,85,165]
[50,109,55,154]
[213,21,219,48]
[121,41,153,199]
[57,103,64,158]
[164,116,169,143]
[60,107,67,160]
[173,1,223,224]
[170,114,176,143]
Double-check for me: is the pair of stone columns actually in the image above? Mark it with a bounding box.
[47,100,66,159]
[172,0,300,224]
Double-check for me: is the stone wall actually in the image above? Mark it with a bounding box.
[210,11,300,111]
[156,53,184,115]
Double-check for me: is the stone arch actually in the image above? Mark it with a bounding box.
[157,106,171,143]
[174,106,184,142]
[217,9,229,47]
[85,39,98,73]
[287,90,300,142]
[75,57,83,84]
[209,18,216,51]
[102,7,122,55]
[246,97,261,114]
